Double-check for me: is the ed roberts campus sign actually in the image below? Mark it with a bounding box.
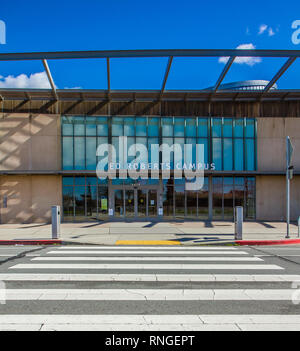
[95,137,214,191]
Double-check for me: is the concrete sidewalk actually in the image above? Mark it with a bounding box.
[0,221,299,245]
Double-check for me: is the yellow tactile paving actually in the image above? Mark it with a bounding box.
[116,240,181,246]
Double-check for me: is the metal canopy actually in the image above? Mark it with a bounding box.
[0,49,299,102]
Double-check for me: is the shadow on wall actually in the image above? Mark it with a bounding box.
[0,114,61,224]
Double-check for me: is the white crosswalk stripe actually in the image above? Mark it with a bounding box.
[32,256,263,262]
[10,263,283,270]
[1,245,300,331]
[49,250,248,255]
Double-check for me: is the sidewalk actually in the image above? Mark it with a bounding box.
[0,221,299,245]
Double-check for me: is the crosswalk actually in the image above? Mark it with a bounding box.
[0,245,300,331]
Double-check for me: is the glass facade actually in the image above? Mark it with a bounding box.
[61,116,257,221]
[62,116,256,171]
[63,177,109,221]
[212,177,255,220]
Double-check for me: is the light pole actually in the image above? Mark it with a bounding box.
[286,136,294,239]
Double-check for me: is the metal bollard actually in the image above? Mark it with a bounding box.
[235,206,243,240]
[51,206,61,239]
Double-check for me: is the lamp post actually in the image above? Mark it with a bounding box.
[286,137,294,239]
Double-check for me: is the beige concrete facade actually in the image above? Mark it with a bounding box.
[0,175,62,224]
[0,114,61,223]
[256,118,300,221]
[0,114,61,171]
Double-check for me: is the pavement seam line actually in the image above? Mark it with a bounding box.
[0,247,46,267]
[250,246,300,268]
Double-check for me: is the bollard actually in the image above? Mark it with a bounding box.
[235,206,243,240]
[51,206,61,239]
[298,217,300,238]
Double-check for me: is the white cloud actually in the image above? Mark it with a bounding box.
[268,27,275,36]
[259,24,268,35]
[258,24,277,37]
[0,72,52,89]
[219,43,262,67]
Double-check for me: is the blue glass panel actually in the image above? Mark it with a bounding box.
[63,185,74,217]
[223,138,233,170]
[62,117,73,136]
[124,117,135,136]
[234,139,244,170]
[162,137,174,169]
[74,137,85,170]
[186,118,197,137]
[74,116,85,136]
[136,137,148,166]
[234,118,244,137]
[148,117,159,137]
[63,177,74,186]
[198,118,208,137]
[197,138,208,164]
[174,118,185,137]
[127,137,136,165]
[212,138,222,170]
[224,177,234,185]
[97,137,108,148]
[112,137,120,164]
[148,179,159,185]
[246,119,255,138]
[212,118,222,137]
[97,117,108,136]
[112,179,123,185]
[148,138,159,166]
[185,138,196,165]
[246,139,255,171]
[112,117,123,136]
[136,117,147,136]
[174,137,185,170]
[162,118,173,137]
[86,177,97,186]
[235,177,245,186]
[74,186,86,217]
[86,117,97,136]
[62,137,74,170]
[86,137,97,170]
[75,177,86,186]
[98,179,108,185]
[223,118,233,137]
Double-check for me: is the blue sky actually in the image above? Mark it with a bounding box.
[0,0,299,90]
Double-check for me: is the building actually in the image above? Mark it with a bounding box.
[0,49,300,223]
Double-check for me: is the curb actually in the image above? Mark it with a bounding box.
[0,240,62,246]
[236,239,300,246]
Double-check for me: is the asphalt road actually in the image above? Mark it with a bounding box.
[0,244,300,331]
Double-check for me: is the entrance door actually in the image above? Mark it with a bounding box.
[137,189,147,217]
[125,190,135,217]
[113,187,159,219]
[148,189,158,217]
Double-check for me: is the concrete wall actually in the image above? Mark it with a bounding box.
[256,118,300,221]
[0,113,62,223]
[0,114,61,171]
[257,118,300,172]
[0,175,62,224]
[256,175,300,221]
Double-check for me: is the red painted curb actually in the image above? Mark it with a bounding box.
[236,239,300,246]
[0,240,62,246]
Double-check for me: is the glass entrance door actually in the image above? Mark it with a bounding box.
[113,187,159,219]
[125,190,135,217]
[148,189,157,217]
[137,189,147,217]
